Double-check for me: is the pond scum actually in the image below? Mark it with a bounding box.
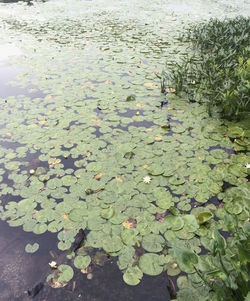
[0,1,249,300]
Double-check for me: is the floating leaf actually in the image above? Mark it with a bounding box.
[25,243,39,253]
[141,234,165,252]
[177,287,200,301]
[74,255,91,269]
[183,215,199,232]
[139,253,165,276]
[123,266,143,286]
[126,95,136,102]
[103,236,123,253]
[47,264,74,288]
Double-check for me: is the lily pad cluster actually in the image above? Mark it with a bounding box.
[0,0,249,298]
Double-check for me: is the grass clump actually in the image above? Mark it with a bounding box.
[163,17,250,119]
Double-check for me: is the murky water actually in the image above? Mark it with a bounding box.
[0,219,171,301]
[0,1,249,300]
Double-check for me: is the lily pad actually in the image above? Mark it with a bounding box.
[123,266,143,286]
[74,255,91,269]
[141,234,165,252]
[103,236,123,253]
[139,253,165,276]
[25,243,39,253]
[47,264,74,288]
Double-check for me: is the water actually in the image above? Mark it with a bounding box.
[0,1,249,300]
[0,41,172,301]
[0,219,171,301]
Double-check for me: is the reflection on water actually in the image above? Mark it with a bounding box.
[0,65,45,98]
[0,44,22,63]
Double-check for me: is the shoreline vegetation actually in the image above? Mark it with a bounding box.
[162,17,250,120]
[161,17,250,301]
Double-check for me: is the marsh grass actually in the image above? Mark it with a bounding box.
[163,17,250,119]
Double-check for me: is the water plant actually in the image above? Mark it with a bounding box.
[0,1,249,299]
[163,17,250,119]
[173,214,250,301]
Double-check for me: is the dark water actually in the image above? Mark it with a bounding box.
[0,218,171,301]
[0,219,57,301]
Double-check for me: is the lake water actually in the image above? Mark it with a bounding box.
[0,1,249,300]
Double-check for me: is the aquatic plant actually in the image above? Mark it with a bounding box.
[0,2,249,298]
[163,17,250,119]
[173,214,250,301]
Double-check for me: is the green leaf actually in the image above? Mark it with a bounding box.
[172,245,198,273]
[121,229,139,246]
[101,207,114,219]
[183,215,199,232]
[123,266,143,286]
[212,228,226,256]
[139,253,165,276]
[177,287,200,301]
[118,246,135,270]
[25,243,39,253]
[74,255,91,269]
[196,211,213,225]
[224,202,242,215]
[57,264,74,282]
[103,236,123,253]
[141,234,165,252]
[177,275,189,289]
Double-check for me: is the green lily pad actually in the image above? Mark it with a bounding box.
[47,264,74,288]
[103,236,123,253]
[121,229,139,246]
[148,164,164,176]
[126,95,136,102]
[123,265,143,286]
[74,255,91,269]
[169,175,185,186]
[183,215,199,232]
[156,198,173,210]
[141,234,165,252]
[101,207,114,219]
[171,216,185,231]
[139,253,165,276]
[118,246,135,270]
[61,175,77,187]
[25,242,39,253]
[224,202,243,215]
